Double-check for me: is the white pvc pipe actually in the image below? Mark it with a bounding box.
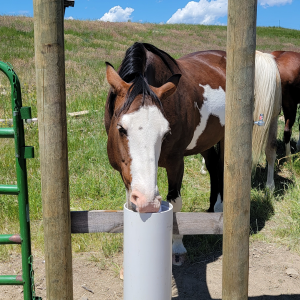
[123,201,173,300]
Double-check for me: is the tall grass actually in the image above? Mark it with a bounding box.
[1,16,300,262]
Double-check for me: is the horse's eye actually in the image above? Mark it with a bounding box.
[162,130,171,141]
[117,124,127,136]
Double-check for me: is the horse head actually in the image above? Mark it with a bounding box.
[105,62,181,213]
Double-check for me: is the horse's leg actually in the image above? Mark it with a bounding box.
[265,117,278,191]
[165,158,186,266]
[201,146,222,212]
[200,157,207,174]
[286,141,291,163]
[283,101,297,158]
[216,138,224,212]
[284,119,291,161]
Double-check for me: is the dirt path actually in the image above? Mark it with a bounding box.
[0,241,299,299]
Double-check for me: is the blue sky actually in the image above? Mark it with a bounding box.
[1,0,300,30]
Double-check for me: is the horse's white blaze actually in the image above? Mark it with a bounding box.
[121,106,169,204]
[187,84,225,150]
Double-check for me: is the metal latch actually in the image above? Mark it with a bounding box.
[254,114,265,126]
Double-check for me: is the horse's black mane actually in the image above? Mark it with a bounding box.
[108,42,179,117]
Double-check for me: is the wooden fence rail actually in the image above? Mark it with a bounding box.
[71,211,223,235]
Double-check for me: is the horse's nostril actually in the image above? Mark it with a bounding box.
[131,194,139,206]
[131,202,137,212]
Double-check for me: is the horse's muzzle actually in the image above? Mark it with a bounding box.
[130,190,162,213]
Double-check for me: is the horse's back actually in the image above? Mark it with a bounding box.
[272,51,300,87]
[167,50,227,155]
[272,50,300,60]
[178,50,226,71]
[179,50,226,60]
[177,50,226,91]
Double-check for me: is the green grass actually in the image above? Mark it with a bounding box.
[272,181,300,253]
[257,26,300,40]
[0,26,34,61]
[1,16,300,261]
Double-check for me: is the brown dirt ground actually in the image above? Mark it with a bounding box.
[0,241,299,300]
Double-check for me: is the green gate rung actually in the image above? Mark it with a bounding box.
[0,275,24,285]
[0,127,14,138]
[0,61,40,299]
[0,184,20,195]
[0,234,21,244]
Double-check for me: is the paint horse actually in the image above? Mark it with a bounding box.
[201,51,283,190]
[272,51,300,156]
[104,43,281,265]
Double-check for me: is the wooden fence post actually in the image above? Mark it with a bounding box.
[33,1,73,299]
[223,1,257,299]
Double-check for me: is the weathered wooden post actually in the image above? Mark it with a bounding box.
[223,1,257,299]
[33,0,73,299]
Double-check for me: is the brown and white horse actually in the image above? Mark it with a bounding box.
[272,51,300,156]
[104,43,281,265]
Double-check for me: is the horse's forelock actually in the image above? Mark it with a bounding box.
[119,42,147,80]
[107,43,147,119]
[107,42,178,118]
[117,74,163,117]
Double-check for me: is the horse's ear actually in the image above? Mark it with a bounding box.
[152,74,181,101]
[105,62,130,94]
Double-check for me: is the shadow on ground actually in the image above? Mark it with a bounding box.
[172,249,300,299]
[252,138,295,195]
[172,138,300,299]
[250,138,296,234]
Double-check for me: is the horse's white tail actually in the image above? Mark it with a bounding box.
[252,51,281,171]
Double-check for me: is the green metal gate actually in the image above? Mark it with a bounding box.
[0,61,41,300]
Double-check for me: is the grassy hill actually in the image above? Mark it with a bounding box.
[0,16,300,260]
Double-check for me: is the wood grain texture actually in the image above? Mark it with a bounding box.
[33,1,73,299]
[71,211,223,235]
[223,1,257,299]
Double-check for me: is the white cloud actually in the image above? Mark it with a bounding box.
[258,0,292,7]
[167,0,227,25]
[167,0,293,25]
[65,16,74,20]
[99,6,134,22]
